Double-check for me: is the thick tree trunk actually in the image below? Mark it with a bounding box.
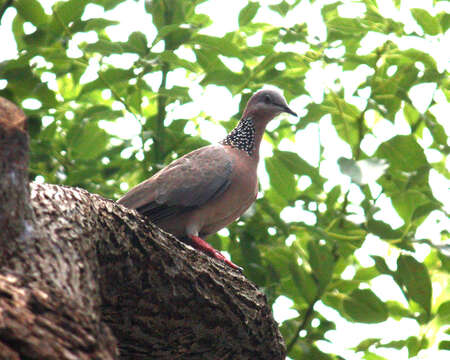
[0,97,286,359]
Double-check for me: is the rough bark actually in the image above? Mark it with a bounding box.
[0,97,286,359]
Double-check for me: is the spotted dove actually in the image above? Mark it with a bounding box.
[118,89,296,270]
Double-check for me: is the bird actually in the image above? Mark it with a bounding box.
[118,89,297,270]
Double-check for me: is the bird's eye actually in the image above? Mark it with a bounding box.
[264,95,272,104]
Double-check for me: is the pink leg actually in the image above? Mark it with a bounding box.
[188,235,242,271]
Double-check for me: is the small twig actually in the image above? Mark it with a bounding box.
[153,63,169,165]
[355,106,366,160]
[338,189,350,227]
[286,298,317,354]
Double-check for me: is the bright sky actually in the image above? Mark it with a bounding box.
[0,1,449,359]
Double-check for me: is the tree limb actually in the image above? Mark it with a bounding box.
[0,97,285,359]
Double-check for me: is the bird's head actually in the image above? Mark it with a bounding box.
[243,89,297,122]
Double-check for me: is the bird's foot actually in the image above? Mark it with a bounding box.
[188,235,243,272]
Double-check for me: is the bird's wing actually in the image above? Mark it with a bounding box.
[117,145,233,222]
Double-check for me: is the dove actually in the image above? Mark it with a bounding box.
[118,90,297,270]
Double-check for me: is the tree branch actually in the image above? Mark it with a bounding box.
[0,97,118,359]
[0,97,285,359]
[153,62,169,165]
[286,297,318,354]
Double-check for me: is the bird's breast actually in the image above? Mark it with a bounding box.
[190,148,259,237]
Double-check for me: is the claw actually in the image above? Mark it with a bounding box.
[188,235,242,271]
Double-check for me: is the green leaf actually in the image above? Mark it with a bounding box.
[159,86,191,104]
[78,78,104,97]
[11,11,26,49]
[145,0,165,29]
[437,300,450,324]
[265,248,312,305]
[396,255,432,315]
[78,68,134,98]
[193,34,241,58]
[305,102,328,123]
[124,32,148,56]
[376,135,427,172]
[187,13,212,29]
[353,338,380,352]
[322,96,361,147]
[391,190,428,223]
[411,8,441,35]
[402,48,438,71]
[165,28,193,50]
[289,262,318,304]
[439,340,450,351]
[371,256,393,275]
[269,1,291,17]
[81,105,123,121]
[426,116,447,145]
[321,2,340,21]
[343,289,388,323]
[97,0,123,11]
[85,39,124,55]
[53,0,86,26]
[40,121,57,141]
[152,24,183,45]
[406,336,428,358]
[378,339,406,350]
[14,0,48,26]
[326,185,341,209]
[238,2,259,27]
[371,79,402,119]
[363,352,388,360]
[354,266,379,281]
[327,17,367,36]
[367,219,403,240]
[386,300,411,320]
[83,18,119,31]
[273,150,324,188]
[194,49,224,73]
[411,201,440,225]
[68,122,109,160]
[440,12,450,32]
[403,102,420,125]
[308,241,334,293]
[159,51,199,72]
[201,70,245,86]
[265,156,296,201]
[438,253,450,273]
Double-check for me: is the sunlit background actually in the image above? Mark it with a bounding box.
[0,0,449,359]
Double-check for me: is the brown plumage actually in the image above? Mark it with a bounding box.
[118,89,296,270]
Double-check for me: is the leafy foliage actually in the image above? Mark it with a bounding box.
[0,0,448,359]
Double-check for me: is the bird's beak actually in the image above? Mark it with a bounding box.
[280,104,297,117]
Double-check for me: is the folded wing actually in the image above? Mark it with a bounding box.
[118,146,234,223]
